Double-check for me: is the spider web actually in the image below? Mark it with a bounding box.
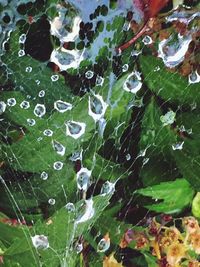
[0,0,199,266]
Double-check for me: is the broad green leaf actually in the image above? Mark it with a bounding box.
[137,179,194,214]
[192,192,200,219]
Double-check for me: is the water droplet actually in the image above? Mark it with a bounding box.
[122,64,129,72]
[19,33,26,44]
[97,238,110,252]
[65,121,86,139]
[188,71,200,84]
[160,111,176,126]
[131,50,141,57]
[35,79,40,85]
[76,168,91,191]
[158,34,192,68]
[172,141,184,150]
[18,49,25,57]
[25,66,32,73]
[52,140,65,156]
[51,75,59,82]
[123,22,130,31]
[65,202,75,212]
[31,235,49,250]
[70,150,83,161]
[123,71,142,94]
[34,104,46,117]
[38,90,45,97]
[43,129,53,136]
[85,70,94,79]
[76,199,94,224]
[126,154,131,161]
[48,198,56,205]
[20,100,30,109]
[7,98,16,106]
[88,94,108,122]
[40,171,48,180]
[54,100,72,113]
[0,101,6,115]
[27,118,36,126]
[98,118,106,137]
[96,76,104,86]
[153,66,160,72]
[53,161,63,170]
[100,181,115,196]
[75,243,83,254]
[142,35,153,45]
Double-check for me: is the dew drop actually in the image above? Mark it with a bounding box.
[142,35,153,45]
[34,104,46,118]
[96,75,104,86]
[53,161,63,170]
[97,238,110,252]
[88,94,108,122]
[48,198,56,205]
[52,140,65,156]
[123,71,142,94]
[54,100,72,113]
[76,199,94,224]
[126,153,131,161]
[0,101,6,115]
[122,64,129,72]
[51,75,59,82]
[18,49,25,57]
[20,100,30,109]
[85,70,94,79]
[27,118,36,126]
[25,66,32,73]
[31,235,49,250]
[172,141,184,150]
[65,121,86,139]
[76,168,91,191]
[38,90,45,97]
[75,243,83,254]
[65,202,75,212]
[35,79,40,85]
[100,181,115,196]
[19,33,26,44]
[40,171,48,180]
[160,111,176,126]
[7,98,16,107]
[131,50,141,57]
[70,150,83,161]
[188,71,200,84]
[43,129,53,136]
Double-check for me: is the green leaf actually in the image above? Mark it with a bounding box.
[137,179,194,214]
[140,55,200,106]
[192,192,200,219]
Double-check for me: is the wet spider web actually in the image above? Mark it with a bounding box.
[0,0,199,266]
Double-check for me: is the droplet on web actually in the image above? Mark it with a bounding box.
[131,50,141,57]
[27,118,36,126]
[98,118,106,137]
[142,35,153,45]
[75,243,83,254]
[188,71,200,84]
[70,150,83,161]
[19,33,26,44]
[18,49,25,57]
[51,75,59,82]
[100,181,115,196]
[65,202,75,212]
[31,235,49,250]
[48,198,56,205]
[20,100,30,109]
[172,141,184,150]
[7,98,16,107]
[0,101,6,115]
[65,121,86,139]
[52,140,65,156]
[38,90,45,97]
[54,100,72,113]
[88,94,108,122]
[97,238,110,252]
[76,167,91,191]
[96,76,104,86]
[34,104,46,117]
[123,71,142,94]
[122,64,129,72]
[25,66,32,73]
[85,70,94,79]
[40,171,48,180]
[160,111,176,126]
[43,129,53,137]
[126,153,131,161]
[35,79,40,85]
[53,161,63,170]
[76,199,94,224]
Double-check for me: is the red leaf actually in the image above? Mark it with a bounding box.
[146,0,170,18]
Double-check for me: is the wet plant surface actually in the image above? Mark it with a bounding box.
[0,0,200,266]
